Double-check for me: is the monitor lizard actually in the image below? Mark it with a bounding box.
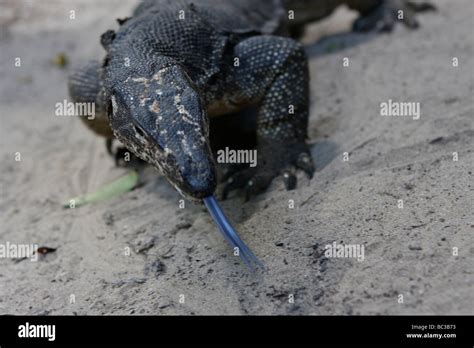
[68,0,434,202]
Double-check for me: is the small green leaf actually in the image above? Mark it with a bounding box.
[63,170,139,208]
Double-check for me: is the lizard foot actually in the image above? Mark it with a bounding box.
[353,0,436,32]
[221,140,315,201]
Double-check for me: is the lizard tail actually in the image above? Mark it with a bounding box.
[203,196,264,271]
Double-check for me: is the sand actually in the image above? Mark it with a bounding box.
[0,0,472,315]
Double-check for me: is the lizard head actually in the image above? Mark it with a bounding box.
[105,62,216,201]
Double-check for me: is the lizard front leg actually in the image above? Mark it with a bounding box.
[222,36,315,199]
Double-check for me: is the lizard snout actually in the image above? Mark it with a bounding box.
[179,153,217,200]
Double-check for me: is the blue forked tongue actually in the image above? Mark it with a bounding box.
[203,195,264,271]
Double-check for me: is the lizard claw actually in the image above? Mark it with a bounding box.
[221,168,273,201]
[221,171,253,200]
[352,0,436,32]
[243,171,276,201]
[295,152,315,179]
[282,170,297,191]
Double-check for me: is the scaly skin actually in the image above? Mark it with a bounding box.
[68,0,435,202]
